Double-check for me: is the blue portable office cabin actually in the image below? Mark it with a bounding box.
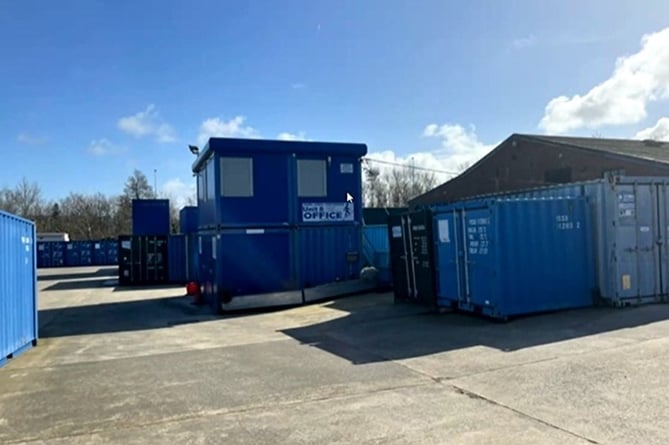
[192,137,370,312]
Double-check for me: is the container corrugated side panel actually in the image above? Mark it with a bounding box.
[493,198,595,317]
[132,199,171,235]
[186,234,199,282]
[435,198,596,319]
[168,235,188,284]
[216,228,295,297]
[452,181,606,304]
[363,225,390,283]
[0,211,37,367]
[298,225,361,288]
[179,207,198,234]
[93,241,107,265]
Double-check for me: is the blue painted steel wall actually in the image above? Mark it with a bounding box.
[179,206,199,234]
[36,241,66,268]
[186,234,199,282]
[106,239,119,265]
[65,241,94,267]
[295,154,364,227]
[362,225,391,283]
[132,199,171,235]
[1,211,37,368]
[37,241,50,268]
[433,198,596,319]
[216,228,295,296]
[192,138,366,229]
[168,234,188,283]
[298,225,361,288]
[93,241,108,265]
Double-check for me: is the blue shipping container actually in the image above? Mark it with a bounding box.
[65,241,94,267]
[106,239,119,265]
[362,225,391,284]
[36,241,66,268]
[433,197,596,319]
[186,234,199,282]
[192,138,366,229]
[168,234,188,284]
[132,199,171,236]
[457,175,669,306]
[93,241,108,265]
[179,206,198,234]
[1,211,37,368]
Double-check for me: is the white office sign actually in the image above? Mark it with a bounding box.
[302,202,354,222]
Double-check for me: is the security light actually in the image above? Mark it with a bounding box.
[188,145,199,155]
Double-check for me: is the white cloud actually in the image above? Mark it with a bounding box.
[118,104,176,143]
[160,177,196,209]
[277,131,309,141]
[365,123,496,182]
[17,132,47,145]
[88,138,123,156]
[197,116,260,146]
[539,27,669,134]
[636,117,669,141]
[511,34,537,50]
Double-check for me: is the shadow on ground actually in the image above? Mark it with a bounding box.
[280,295,669,364]
[39,295,214,338]
[38,267,118,282]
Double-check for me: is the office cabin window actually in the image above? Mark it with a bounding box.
[220,157,254,197]
[297,159,327,197]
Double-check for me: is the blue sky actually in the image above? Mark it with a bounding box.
[2,0,669,205]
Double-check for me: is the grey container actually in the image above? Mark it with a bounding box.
[459,175,669,306]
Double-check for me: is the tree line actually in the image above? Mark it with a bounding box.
[362,162,442,208]
[1,164,444,239]
[0,170,193,240]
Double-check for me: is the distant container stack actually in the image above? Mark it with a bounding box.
[432,197,596,320]
[37,241,66,268]
[118,235,168,286]
[132,199,170,236]
[1,210,38,368]
[64,240,94,267]
[194,137,369,313]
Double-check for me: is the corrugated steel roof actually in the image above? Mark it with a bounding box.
[518,134,669,164]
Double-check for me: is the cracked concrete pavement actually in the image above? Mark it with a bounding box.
[2,266,669,444]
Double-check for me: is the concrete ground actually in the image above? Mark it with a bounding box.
[2,268,669,444]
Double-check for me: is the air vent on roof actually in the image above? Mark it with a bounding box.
[642,139,664,147]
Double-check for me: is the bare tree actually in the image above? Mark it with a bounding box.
[456,161,472,173]
[1,178,43,219]
[362,163,440,208]
[123,170,156,200]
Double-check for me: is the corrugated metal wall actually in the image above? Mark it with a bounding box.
[132,199,171,236]
[0,210,37,368]
[362,225,390,283]
[168,235,188,284]
[433,198,596,319]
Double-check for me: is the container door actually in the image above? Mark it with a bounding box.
[388,214,410,301]
[433,210,461,307]
[611,184,661,300]
[408,210,436,306]
[462,207,495,308]
[659,184,669,298]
